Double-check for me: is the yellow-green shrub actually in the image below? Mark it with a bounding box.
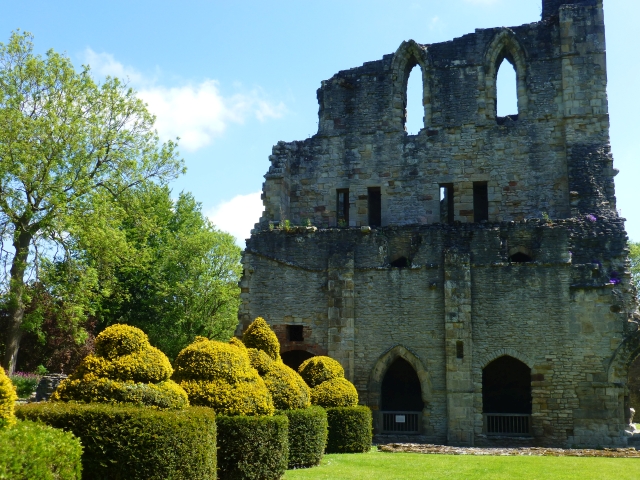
[310,377,358,408]
[298,356,344,388]
[52,324,188,410]
[173,337,274,416]
[247,347,274,376]
[0,366,17,428]
[263,361,311,411]
[229,337,246,350]
[243,317,281,360]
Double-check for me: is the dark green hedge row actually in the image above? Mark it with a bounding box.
[16,403,216,480]
[0,420,83,480]
[280,406,327,468]
[217,414,288,480]
[326,406,372,453]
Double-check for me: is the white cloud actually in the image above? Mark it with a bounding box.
[82,49,286,151]
[207,192,264,247]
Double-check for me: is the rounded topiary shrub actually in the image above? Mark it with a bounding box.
[298,356,344,388]
[310,377,358,408]
[52,324,188,409]
[281,406,327,468]
[326,406,372,454]
[0,366,17,428]
[173,336,274,416]
[243,317,281,360]
[263,360,311,411]
[17,402,216,480]
[217,414,288,480]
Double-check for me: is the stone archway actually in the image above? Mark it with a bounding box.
[369,345,431,434]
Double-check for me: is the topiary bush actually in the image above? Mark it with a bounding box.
[298,356,344,388]
[325,406,372,454]
[263,361,311,411]
[173,336,274,416]
[310,377,358,408]
[280,406,327,469]
[17,402,216,480]
[0,420,82,480]
[52,324,188,409]
[217,414,288,480]
[0,366,17,428]
[243,317,281,360]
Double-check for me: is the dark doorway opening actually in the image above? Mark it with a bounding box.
[381,358,424,411]
[510,252,533,263]
[482,356,532,414]
[287,325,304,342]
[368,187,382,227]
[390,257,410,268]
[440,184,454,224]
[281,350,314,372]
[337,189,349,226]
[473,182,489,223]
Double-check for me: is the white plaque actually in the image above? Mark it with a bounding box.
[395,415,406,423]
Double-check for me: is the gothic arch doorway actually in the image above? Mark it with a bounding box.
[482,355,532,435]
[381,357,424,411]
[281,350,314,372]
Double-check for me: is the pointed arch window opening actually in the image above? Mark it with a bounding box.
[495,52,519,124]
[405,63,425,135]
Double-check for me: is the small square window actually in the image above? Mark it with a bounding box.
[287,325,304,342]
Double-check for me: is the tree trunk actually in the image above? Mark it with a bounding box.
[2,228,32,375]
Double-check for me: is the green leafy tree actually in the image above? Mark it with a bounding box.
[0,31,183,373]
[99,185,242,359]
[630,241,640,300]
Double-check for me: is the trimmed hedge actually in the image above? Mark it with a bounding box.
[281,406,327,469]
[0,420,82,480]
[217,414,288,480]
[16,402,216,480]
[326,406,372,454]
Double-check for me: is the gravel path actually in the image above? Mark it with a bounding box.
[378,443,640,458]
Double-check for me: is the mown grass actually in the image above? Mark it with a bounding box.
[284,448,640,480]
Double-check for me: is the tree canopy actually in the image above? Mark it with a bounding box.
[0,31,187,373]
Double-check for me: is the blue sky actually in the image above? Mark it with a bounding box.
[3,0,638,245]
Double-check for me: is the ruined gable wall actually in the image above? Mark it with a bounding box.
[258,2,613,231]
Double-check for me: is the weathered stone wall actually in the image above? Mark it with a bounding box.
[242,0,640,447]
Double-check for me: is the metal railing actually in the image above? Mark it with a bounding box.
[381,411,421,434]
[484,413,531,436]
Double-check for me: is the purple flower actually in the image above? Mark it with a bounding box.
[586,214,597,222]
[609,278,621,285]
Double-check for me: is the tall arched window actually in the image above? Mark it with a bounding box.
[381,357,423,411]
[405,64,423,135]
[496,56,518,120]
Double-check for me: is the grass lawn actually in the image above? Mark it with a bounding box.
[284,449,640,480]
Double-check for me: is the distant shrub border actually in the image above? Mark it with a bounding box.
[16,403,216,480]
[0,420,82,480]
[281,406,328,469]
[326,406,372,454]
[217,414,289,480]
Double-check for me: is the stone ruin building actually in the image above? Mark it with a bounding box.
[239,0,640,447]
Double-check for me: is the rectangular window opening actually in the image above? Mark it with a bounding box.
[337,189,349,226]
[473,182,489,223]
[287,325,304,342]
[440,184,454,225]
[456,341,464,359]
[368,187,381,227]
